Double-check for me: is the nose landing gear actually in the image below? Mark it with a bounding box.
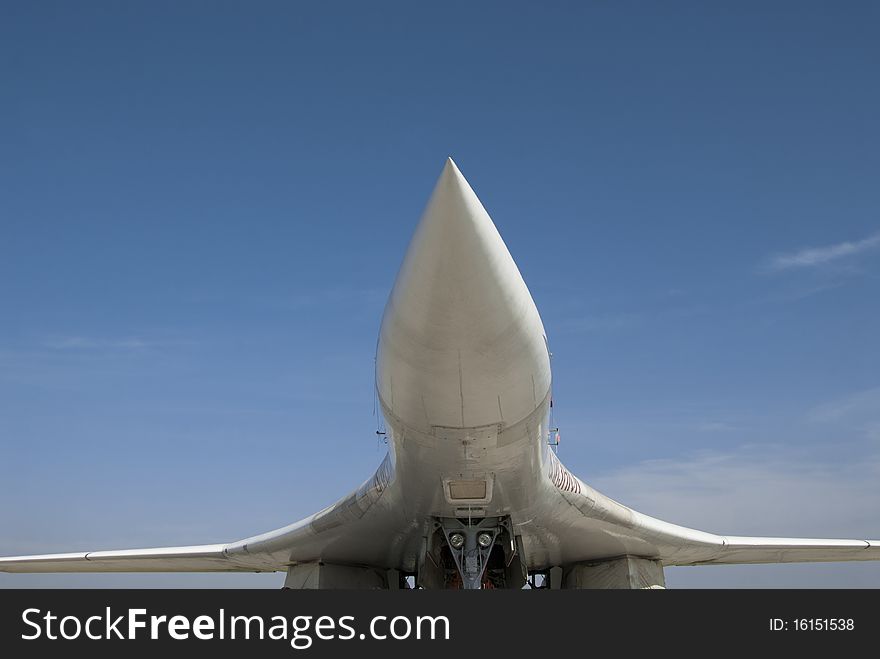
[422,516,525,589]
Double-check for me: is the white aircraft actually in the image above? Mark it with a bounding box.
[2,159,878,589]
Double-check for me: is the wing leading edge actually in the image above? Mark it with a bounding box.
[550,468,880,569]
[0,453,408,575]
[5,455,879,575]
[628,497,880,566]
[0,545,246,573]
[667,534,880,566]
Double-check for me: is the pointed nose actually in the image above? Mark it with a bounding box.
[376,158,551,432]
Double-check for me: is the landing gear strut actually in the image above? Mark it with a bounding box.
[441,517,498,589]
[421,516,526,589]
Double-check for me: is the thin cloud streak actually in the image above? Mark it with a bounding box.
[43,337,153,351]
[593,446,880,585]
[695,421,738,432]
[764,232,880,272]
[807,387,880,422]
[590,446,880,539]
[553,312,642,335]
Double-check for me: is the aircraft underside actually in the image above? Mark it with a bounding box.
[2,158,879,589]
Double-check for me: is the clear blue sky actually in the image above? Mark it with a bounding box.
[2,1,879,587]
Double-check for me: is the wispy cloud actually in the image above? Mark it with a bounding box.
[590,446,880,539]
[763,232,880,272]
[267,286,387,310]
[695,421,738,432]
[807,387,880,423]
[588,446,880,587]
[43,337,153,351]
[553,312,642,335]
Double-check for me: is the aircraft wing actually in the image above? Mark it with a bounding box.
[6,449,879,575]
[0,545,246,573]
[662,534,880,566]
[550,463,880,568]
[610,499,880,567]
[0,453,415,575]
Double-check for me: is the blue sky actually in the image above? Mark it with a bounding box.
[2,1,879,587]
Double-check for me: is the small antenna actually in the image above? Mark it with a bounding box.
[548,392,560,453]
[372,356,387,448]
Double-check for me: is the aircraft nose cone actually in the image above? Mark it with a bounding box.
[376,158,551,431]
